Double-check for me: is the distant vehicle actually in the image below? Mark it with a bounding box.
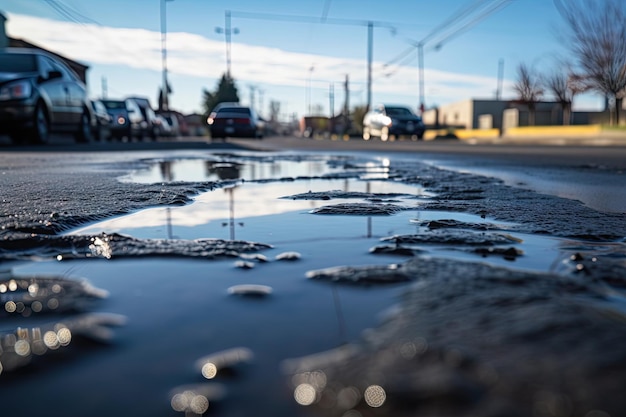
[362,104,425,141]
[299,116,331,138]
[101,98,144,141]
[154,114,172,137]
[90,99,113,141]
[0,47,93,144]
[207,104,263,139]
[157,111,182,137]
[126,96,158,140]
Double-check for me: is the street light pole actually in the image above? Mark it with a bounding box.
[366,21,373,112]
[306,65,314,115]
[160,0,174,111]
[417,42,424,114]
[216,11,239,78]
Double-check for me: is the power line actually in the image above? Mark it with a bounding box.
[420,0,494,45]
[230,10,396,30]
[321,0,333,22]
[43,0,100,26]
[426,0,514,50]
[400,0,514,111]
[39,0,162,101]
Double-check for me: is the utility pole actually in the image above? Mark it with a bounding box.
[306,65,314,115]
[101,76,108,99]
[256,88,264,117]
[366,21,373,112]
[160,0,174,111]
[411,0,513,115]
[343,74,349,116]
[496,58,504,100]
[248,85,256,111]
[216,11,239,78]
[329,83,335,119]
[418,42,424,114]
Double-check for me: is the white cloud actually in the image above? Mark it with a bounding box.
[5,12,511,115]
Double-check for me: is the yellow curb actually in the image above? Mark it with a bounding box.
[505,125,603,137]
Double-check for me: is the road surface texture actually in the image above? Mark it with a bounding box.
[0,134,625,417]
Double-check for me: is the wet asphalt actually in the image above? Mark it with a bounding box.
[1,134,626,417]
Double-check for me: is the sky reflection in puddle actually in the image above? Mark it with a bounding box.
[72,155,568,274]
[6,154,578,417]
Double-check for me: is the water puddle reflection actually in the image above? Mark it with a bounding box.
[4,153,588,417]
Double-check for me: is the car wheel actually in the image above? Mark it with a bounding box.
[362,127,371,140]
[28,103,50,144]
[75,109,93,143]
[94,125,104,142]
[380,127,389,141]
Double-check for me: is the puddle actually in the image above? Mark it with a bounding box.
[1,154,590,417]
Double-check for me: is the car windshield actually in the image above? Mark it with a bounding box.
[385,107,413,116]
[101,100,126,110]
[0,54,38,73]
[217,107,251,115]
[128,98,152,108]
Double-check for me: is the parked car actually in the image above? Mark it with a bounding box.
[101,98,144,141]
[362,104,425,141]
[0,47,93,144]
[207,103,263,139]
[90,99,113,141]
[154,114,172,137]
[126,96,158,141]
[157,111,182,137]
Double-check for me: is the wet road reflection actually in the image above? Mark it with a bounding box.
[2,152,615,417]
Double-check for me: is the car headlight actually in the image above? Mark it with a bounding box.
[0,80,33,101]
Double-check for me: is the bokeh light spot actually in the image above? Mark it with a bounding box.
[190,395,209,414]
[28,283,39,295]
[201,362,218,379]
[43,331,60,349]
[57,328,72,346]
[32,301,43,313]
[5,301,16,313]
[47,298,59,310]
[14,339,31,357]
[294,383,317,406]
[8,280,17,291]
[364,385,386,408]
[170,393,190,412]
[0,283,7,293]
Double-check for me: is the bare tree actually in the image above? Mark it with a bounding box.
[513,63,544,126]
[554,0,626,125]
[544,67,588,125]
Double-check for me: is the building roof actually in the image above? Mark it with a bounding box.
[0,11,89,83]
[8,38,89,83]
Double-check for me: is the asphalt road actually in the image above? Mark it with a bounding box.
[3,133,626,169]
[1,132,625,417]
[2,133,625,213]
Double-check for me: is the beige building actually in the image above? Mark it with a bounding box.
[422,99,512,130]
[423,98,624,130]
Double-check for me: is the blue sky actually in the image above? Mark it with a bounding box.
[1,0,604,118]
